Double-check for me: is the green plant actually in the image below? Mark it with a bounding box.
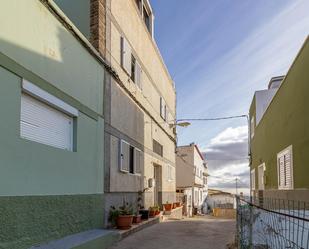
[108,206,120,227]
[149,205,160,212]
[119,202,133,216]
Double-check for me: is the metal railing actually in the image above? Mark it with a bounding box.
[236,196,309,249]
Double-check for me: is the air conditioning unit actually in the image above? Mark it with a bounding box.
[148,178,155,188]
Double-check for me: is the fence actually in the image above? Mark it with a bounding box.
[236,196,309,249]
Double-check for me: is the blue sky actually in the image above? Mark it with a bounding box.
[151,0,309,192]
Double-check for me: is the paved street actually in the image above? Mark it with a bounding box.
[108,216,235,249]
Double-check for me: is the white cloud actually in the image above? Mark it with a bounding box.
[203,126,250,192]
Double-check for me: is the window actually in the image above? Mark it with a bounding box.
[143,6,151,32]
[160,97,166,120]
[129,145,135,174]
[135,0,141,12]
[121,36,132,75]
[131,55,136,82]
[153,139,163,157]
[277,145,293,190]
[20,80,78,151]
[250,116,255,138]
[119,139,142,175]
[251,169,255,191]
[258,163,265,190]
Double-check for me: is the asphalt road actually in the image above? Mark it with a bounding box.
[108,216,235,249]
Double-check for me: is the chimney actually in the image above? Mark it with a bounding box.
[268,76,285,90]
[90,0,106,57]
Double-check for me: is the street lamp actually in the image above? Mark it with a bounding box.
[170,121,191,128]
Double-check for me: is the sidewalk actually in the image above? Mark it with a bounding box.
[107,215,235,249]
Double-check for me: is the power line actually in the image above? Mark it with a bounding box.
[177,114,248,122]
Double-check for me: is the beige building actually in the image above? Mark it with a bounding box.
[89,0,177,220]
[50,0,176,225]
[176,143,208,216]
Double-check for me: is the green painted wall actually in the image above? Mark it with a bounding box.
[0,195,104,249]
[0,1,106,248]
[0,56,104,197]
[54,0,91,39]
[0,0,103,115]
[250,37,309,190]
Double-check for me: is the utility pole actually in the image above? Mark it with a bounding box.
[235,177,238,196]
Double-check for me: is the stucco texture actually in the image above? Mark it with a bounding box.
[0,194,104,249]
[250,37,309,190]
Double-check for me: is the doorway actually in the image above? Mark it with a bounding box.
[153,164,162,206]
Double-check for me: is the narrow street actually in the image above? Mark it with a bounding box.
[108,216,235,249]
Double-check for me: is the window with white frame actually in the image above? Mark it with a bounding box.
[251,169,255,191]
[160,97,166,120]
[250,116,255,138]
[277,145,293,190]
[20,80,78,151]
[120,36,132,76]
[119,139,142,175]
[258,163,265,190]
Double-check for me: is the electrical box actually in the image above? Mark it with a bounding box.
[148,178,155,188]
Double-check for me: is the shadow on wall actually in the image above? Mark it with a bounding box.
[0,25,105,249]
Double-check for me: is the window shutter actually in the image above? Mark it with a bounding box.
[284,153,292,188]
[251,169,255,190]
[135,61,143,90]
[120,140,130,172]
[20,93,73,151]
[121,37,132,76]
[278,156,285,188]
[277,146,293,190]
[160,97,166,120]
[258,164,264,190]
[134,148,142,174]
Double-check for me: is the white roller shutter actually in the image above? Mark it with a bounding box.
[121,36,132,76]
[120,140,130,172]
[20,93,73,151]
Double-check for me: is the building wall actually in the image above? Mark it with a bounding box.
[249,37,309,198]
[0,1,105,248]
[176,146,194,188]
[104,0,176,212]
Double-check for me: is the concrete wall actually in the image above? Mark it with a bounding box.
[176,146,194,188]
[0,1,105,248]
[103,0,177,213]
[249,37,309,194]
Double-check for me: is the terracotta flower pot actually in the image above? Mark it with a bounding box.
[155,210,160,216]
[149,210,156,218]
[133,215,142,224]
[117,215,133,230]
[163,203,172,212]
[175,202,181,208]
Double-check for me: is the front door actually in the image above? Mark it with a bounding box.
[153,165,162,206]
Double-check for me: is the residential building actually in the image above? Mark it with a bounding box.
[55,0,177,222]
[0,1,106,248]
[176,143,208,216]
[249,36,309,202]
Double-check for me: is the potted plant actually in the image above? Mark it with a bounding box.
[108,206,120,228]
[163,202,172,212]
[133,213,142,224]
[174,202,181,208]
[137,190,150,220]
[108,202,134,230]
[154,205,161,215]
[149,206,158,218]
